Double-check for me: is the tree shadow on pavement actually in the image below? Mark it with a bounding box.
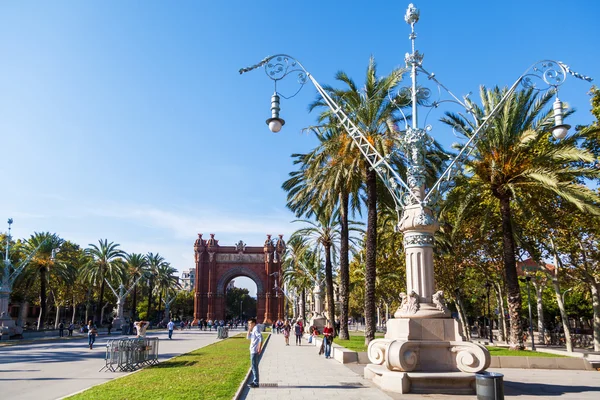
[505,381,600,396]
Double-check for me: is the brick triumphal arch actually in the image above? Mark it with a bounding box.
[193,233,285,323]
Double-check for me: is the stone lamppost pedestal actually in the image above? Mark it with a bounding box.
[308,284,326,333]
[364,205,490,394]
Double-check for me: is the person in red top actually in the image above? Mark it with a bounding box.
[323,322,334,359]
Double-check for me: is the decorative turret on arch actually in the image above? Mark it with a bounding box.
[193,234,285,324]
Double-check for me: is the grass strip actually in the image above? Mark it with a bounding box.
[334,334,384,352]
[67,333,262,400]
[486,346,569,357]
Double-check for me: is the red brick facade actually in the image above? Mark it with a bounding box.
[193,233,285,324]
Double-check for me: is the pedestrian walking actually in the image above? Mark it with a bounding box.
[107,320,112,335]
[87,320,97,350]
[167,319,175,339]
[294,320,302,346]
[323,321,334,358]
[246,317,262,388]
[58,321,65,337]
[68,323,74,337]
[283,321,290,346]
[208,319,213,331]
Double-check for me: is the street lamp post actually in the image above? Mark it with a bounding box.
[485,282,493,344]
[240,3,590,393]
[239,299,243,321]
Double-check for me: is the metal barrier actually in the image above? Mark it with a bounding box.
[101,337,160,372]
[216,326,229,339]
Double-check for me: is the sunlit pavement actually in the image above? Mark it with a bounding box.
[0,328,223,400]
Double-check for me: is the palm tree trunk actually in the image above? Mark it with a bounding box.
[339,190,350,340]
[324,244,335,333]
[147,279,154,320]
[38,267,48,330]
[97,276,106,325]
[71,294,76,325]
[132,286,138,320]
[498,194,523,350]
[364,165,378,345]
[300,288,306,322]
[158,292,163,321]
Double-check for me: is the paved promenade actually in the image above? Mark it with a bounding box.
[241,332,600,400]
[0,328,222,400]
[239,332,393,400]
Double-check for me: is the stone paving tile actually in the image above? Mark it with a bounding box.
[240,333,393,400]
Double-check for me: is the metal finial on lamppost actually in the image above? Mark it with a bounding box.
[5,218,12,264]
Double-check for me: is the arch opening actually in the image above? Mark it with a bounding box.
[224,276,257,321]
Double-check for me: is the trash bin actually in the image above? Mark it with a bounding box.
[476,372,504,400]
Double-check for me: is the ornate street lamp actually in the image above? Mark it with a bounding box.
[240,3,590,393]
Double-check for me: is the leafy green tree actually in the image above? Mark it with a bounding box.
[442,86,600,349]
[171,290,194,320]
[226,287,257,320]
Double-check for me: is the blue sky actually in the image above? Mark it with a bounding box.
[1,1,598,297]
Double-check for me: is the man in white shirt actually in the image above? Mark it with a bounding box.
[167,319,175,340]
[246,318,262,388]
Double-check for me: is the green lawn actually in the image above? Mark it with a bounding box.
[486,346,568,358]
[67,333,267,400]
[334,334,384,352]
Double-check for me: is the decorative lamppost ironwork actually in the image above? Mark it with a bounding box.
[240,2,590,393]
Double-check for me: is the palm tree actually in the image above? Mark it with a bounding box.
[22,232,64,329]
[146,252,166,320]
[441,86,600,349]
[155,262,180,320]
[283,126,364,340]
[293,209,341,331]
[282,236,320,321]
[309,57,406,344]
[82,239,125,324]
[123,253,149,320]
